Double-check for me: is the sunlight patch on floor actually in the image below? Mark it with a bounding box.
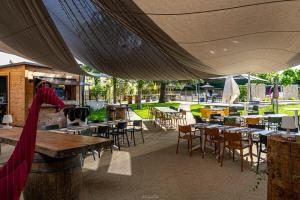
[108,151,132,176]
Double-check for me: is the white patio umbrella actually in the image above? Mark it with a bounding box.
[222,76,240,104]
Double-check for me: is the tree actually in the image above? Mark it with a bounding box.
[112,77,117,104]
[280,69,298,86]
[159,81,167,103]
[90,84,105,102]
[136,80,145,109]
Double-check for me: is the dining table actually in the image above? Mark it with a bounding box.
[154,107,179,113]
[0,127,113,200]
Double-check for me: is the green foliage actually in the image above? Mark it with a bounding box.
[90,84,106,101]
[239,85,248,102]
[281,69,298,86]
[88,108,106,121]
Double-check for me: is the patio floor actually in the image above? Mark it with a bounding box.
[1,120,267,200]
[80,121,267,200]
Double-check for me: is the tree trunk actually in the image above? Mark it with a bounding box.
[113,77,117,104]
[159,82,167,103]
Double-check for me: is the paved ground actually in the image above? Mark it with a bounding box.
[1,104,267,200]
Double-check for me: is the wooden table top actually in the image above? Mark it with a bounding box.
[0,127,112,158]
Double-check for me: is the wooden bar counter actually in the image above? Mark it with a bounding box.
[0,127,113,200]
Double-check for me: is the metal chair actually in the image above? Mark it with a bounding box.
[127,120,144,146]
[257,134,267,172]
[110,122,129,150]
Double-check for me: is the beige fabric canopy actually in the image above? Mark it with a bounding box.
[95,0,300,76]
[0,1,83,75]
[1,1,300,80]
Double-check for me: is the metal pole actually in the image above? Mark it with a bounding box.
[247,72,251,102]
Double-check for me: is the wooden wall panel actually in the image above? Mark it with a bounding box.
[0,65,26,126]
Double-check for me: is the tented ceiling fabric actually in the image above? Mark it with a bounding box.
[1,1,300,80]
[43,0,216,80]
[92,0,300,76]
[0,1,83,75]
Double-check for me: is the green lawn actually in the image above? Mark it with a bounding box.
[88,108,106,122]
[131,102,181,119]
[89,102,181,121]
[190,103,300,117]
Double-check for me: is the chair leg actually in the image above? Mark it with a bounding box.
[176,137,180,154]
[240,149,244,172]
[141,130,145,143]
[125,132,130,147]
[190,139,193,157]
[187,140,190,153]
[117,134,120,151]
[249,146,253,167]
[232,149,235,162]
[202,135,207,158]
[257,146,261,173]
[220,146,225,167]
[132,131,136,146]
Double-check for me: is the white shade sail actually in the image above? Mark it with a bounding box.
[222,76,240,104]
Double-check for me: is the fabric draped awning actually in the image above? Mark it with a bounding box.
[0,1,84,75]
[92,0,300,77]
[1,1,300,80]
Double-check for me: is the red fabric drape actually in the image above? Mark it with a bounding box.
[0,86,64,200]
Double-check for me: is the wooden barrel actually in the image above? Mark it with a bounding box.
[115,107,126,120]
[127,95,133,104]
[23,153,82,200]
[106,106,116,121]
[268,135,300,200]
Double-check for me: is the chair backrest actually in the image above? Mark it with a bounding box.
[259,134,268,146]
[44,124,59,130]
[224,107,230,116]
[133,120,142,127]
[210,113,221,119]
[264,111,275,115]
[194,115,206,123]
[248,124,265,130]
[252,105,259,112]
[92,119,100,123]
[278,127,299,133]
[79,129,93,136]
[246,117,260,125]
[248,112,258,115]
[205,127,219,137]
[224,132,242,148]
[98,125,109,134]
[268,117,282,124]
[117,122,127,129]
[229,107,237,113]
[229,112,240,116]
[178,125,191,134]
[69,122,79,126]
[200,108,211,119]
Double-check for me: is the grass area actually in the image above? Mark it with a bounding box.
[88,102,181,121]
[131,102,181,119]
[190,103,300,117]
[88,108,106,122]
